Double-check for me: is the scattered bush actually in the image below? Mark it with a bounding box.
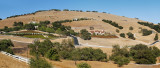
[120,33,125,38]
[77,62,91,68]
[154,33,158,41]
[52,9,61,11]
[129,26,133,30]
[63,9,69,11]
[86,11,91,12]
[92,11,98,12]
[116,29,119,33]
[127,32,135,40]
[0,18,2,20]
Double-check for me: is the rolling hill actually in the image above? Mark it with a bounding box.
[0,10,158,46]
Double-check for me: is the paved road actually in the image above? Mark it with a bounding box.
[150,40,160,45]
[70,35,79,45]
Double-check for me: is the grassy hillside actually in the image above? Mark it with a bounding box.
[0,10,158,43]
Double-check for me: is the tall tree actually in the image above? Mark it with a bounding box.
[154,33,158,41]
[80,29,91,40]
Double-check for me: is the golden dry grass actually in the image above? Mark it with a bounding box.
[0,53,29,68]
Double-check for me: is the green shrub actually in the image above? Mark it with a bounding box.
[77,62,91,68]
[127,32,135,40]
[86,11,91,12]
[0,39,14,51]
[46,48,60,61]
[13,22,23,27]
[63,9,69,11]
[129,26,133,30]
[24,23,36,30]
[92,11,98,12]
[52,9,61,11]
[30,58,52,68]
[5,48,14,55]
[116,29,119,33]
[120,33,125,38]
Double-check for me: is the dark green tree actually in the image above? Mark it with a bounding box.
[46,48,60,61]
[127,32,135,40]
[154,33,158,41]
[129,26,133,30]
[24,23,35,30]
[120,33,125,38]
[130,44,157,64]
[80,29,91,40]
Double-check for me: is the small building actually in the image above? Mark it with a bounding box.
[90,30,105,35]
[29,21,37,24]
[73,18,78,21]
[0,31,6,34]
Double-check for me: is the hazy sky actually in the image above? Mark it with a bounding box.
[0,0,160,23]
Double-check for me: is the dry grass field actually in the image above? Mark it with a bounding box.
[0,53,29,68]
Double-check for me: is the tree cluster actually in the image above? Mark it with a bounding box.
[29,39,107,63]
[102,19,123,29]
[110,44,160,66]
[80,29,91,40]
[13,22,24,27]
[110,45,130,67]
[138,22,160,33]
[30,57,52,68]
[140,29,152,36]
[0,39,14,54]
[130,44,160,64]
